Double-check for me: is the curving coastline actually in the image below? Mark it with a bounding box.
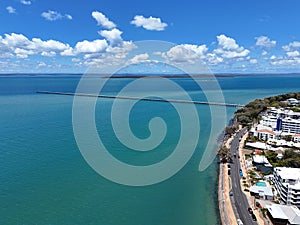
[218,92,300,225]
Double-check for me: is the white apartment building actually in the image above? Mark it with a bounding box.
[260,107,300,134]
[273,167,300,207]
[249,124,276,141]
[287,98,300,106]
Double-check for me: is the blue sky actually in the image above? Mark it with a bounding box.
[1,0,300,73]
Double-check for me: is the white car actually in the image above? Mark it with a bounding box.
[237,219,244,225]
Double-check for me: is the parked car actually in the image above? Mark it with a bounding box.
[229,191,233,196]
[237,219,244,225]
[252,214,257,221]
[248,207,253,214]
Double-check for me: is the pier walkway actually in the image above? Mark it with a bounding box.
[37,91,244,108]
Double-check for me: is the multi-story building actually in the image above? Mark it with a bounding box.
[260,107,300,135]
[249,124,276,141]
[273,167,300,208]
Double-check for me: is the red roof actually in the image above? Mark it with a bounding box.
[255,150,262,154]
[257,129,275,135]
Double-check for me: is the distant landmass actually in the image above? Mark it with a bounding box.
[1,73,300,78]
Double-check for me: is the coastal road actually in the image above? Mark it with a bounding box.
[229,128,258,225]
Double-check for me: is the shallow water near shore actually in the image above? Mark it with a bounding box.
[0,74,300,225]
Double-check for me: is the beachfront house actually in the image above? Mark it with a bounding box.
[266,204,300,225]
[249,185,273,200]
[249,124,276,141]
[287,98,299,106]
[252,155,273,173]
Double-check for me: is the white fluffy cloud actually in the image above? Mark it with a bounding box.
[2,25,132,67]
[255,36,276,48]
[41,51,56,57]
[14,48,34,58]
[206,53,223,65]
[78,41,136,67]
[65,14,73,20]
[20,0,31,5]
[216,34,240,50]
[99,28,123,46]
[31,38,70,51]
[4,27,300,72]
[92,11,116,29]
[0,33,70,58]
[128,53,150,64]
[61,39,108,56]
[162,44,207,63]
[282,41,300,51]
[268,39,300,67]
[270,57,300,66]
[6,6,16,14]
[41,10,72,21]
[0,33,30,48]
[286,50,300,57]
[182,44,208,57]
[74,40,107,54]
[214,34,250,58]
[270,48,300,66]
[106,41,136,54]
[131,15,167,31]
[249,59,258,64]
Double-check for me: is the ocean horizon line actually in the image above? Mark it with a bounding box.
[0,72,300,78]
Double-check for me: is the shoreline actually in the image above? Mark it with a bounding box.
[217,119,234,225]
[218,162,230,225]
[217,134,237,225]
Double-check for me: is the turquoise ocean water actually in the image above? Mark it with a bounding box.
[1,74,300,225]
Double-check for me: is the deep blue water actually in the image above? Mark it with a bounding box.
[0,74,300,225]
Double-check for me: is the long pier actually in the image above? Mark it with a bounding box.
[36,91,245,108]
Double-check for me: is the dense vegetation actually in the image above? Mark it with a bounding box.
[235,92,300,126]
[265,149,300,168]
[218,92,300,164]
[217,146,231,163]
[224,125,238,136]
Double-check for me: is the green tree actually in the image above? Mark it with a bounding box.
[265,151,279,165]
[225,126,238,136]
[217,146,230,163]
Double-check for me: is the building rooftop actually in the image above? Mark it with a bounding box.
[256,129,276,135]
[249,185,273,196]
[266,107,300,117]
[267,204,288,220]
[253,155,270,164]
[275,167,300,180]
[267,204,300,225]
[250,124,273,133]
